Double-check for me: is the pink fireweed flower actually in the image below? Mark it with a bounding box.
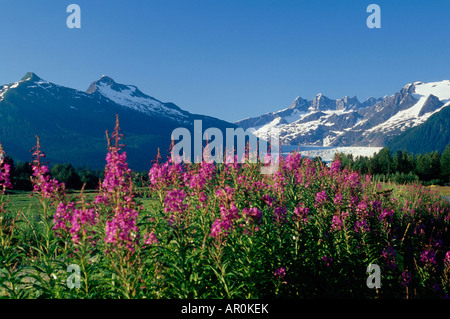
[330,159,341,175]
[356,201,368,217]
[99,115,135,201]
[30,136,64,200]
[0,163,12,190]
[53,202,98,245]
[220,202,240,221]
[322,256,333,267]
[273,206,287,224]
[346,172,361,188]
[444,251,450,266]
[243,207,262,222]
[274,267,286,279]
[315,190,328,208]
[198,191,207,204]
[333,193,343,206]
[215,186,235,203]
[354,219,370,233]
[210,202,240,238]
[272,170,286,195]
[189,172,207,190]
[210,219,223,238]
[143,232,159,246]
[261,194,274,207]
[0,141,12,191]
[164,188,188,226]
[104,206,140,250]
[293,202,309,226]
[348,195,359,209]
[401,270,412,287]
[284,152,302,171]
[371,200,382,213]
[101,150,132,195]
[149,159,184,191]
[98,116,142,252]
[164,189,187,214]
[381,246,397,270]
[31,164,64,198]
[379,208,394,223]
[330,214,344,232]
[420,247,437,270]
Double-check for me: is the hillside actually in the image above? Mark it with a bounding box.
[0,73,236,170]
[386,104,450,154]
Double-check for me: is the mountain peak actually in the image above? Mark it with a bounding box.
[21,72,43,82]
[98,75,117,85]
[86,75,118,94]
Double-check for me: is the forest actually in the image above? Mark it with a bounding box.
[336,144,450,186]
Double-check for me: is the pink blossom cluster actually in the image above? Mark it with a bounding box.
[148,159,184,191]
[101,150,132,195]
[164,188,188,227]
[100,150,141,250]
[210,202,241,238]
[274,267,286,279]
[30,137,64,200]
[31,163,64,200]
[95,118,144,252]
[293,202,309,227]
[185,162,215,191]
[53,202,98,244]
[104,205,140,250]
[420,247,437,270]
[0,162,12,190]
[243,207,262,222]
[0,141,11,191]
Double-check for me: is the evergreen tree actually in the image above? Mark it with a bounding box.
[377,147,393,174]
[11,160,33,190]
[50,163,82,189]
[441,144,450,183]
[77,167,101,189]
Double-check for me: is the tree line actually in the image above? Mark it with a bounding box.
[335,144,450,185]
[4,158,149,191]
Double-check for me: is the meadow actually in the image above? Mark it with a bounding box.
[0,120,449,299]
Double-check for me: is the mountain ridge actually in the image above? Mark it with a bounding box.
[0,72,236,170]
[235,80,450,149]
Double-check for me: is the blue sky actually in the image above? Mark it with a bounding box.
[0,0,449,122]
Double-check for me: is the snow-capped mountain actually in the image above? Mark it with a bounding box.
[86,75,190,123]
[235,80,450,148]
[0,72,235,170]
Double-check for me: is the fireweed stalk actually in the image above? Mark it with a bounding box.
[30,136,65,211]
[95,115,142,253]
[0,141,12,194]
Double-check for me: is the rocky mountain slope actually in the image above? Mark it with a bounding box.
[235,80,450,148]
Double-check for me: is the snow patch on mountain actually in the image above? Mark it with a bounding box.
[93,78,189,123]
[367,81,450,134]
[413,80,450,102]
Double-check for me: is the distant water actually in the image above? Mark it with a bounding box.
[280,145,383,163]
